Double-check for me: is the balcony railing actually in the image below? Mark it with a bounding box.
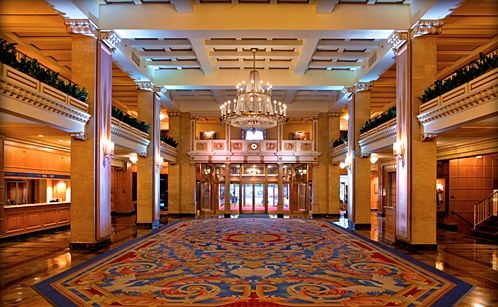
[111,117,150,156]
[0,63,90,134]
[474,190,498,229]
[417,67,498,134]
[189,139,319,164]
[358,118,397,156]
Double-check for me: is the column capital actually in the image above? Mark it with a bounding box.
[135,81,155,91]
[343,86,356,95]
[388,30,409,52]
[354,82,372,92]
[70,132,86,141]
[421,133,437,142]
[328,111,342,118]
[64,19,98,37]
[152,86,165,93]
[411,20,444,38]
[100,31,121,53]
[168,111,181,117]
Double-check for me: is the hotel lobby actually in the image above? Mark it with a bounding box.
[0,0,497,305]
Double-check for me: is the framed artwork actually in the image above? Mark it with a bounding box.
[290,131,309,140]
[200,131,216,140]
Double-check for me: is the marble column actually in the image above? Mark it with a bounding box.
[168,112,196,215]
[224,163,231,218]
[224,123,231,217]
[277,124,284,217]
[390,22,440,245]
[328,112,342,215]
[69,32,113,248]
[0,136,4,220]
[136,89,160,229]
[313,112,340,215]
[277,163,284,218]
[347,83,372,228]
[167,112,181,215]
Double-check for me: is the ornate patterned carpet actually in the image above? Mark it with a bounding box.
[34,218,472,306]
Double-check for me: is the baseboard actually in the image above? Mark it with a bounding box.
[394,240,438,252]
[354,223,371,230]
[311,213,341,219]
[437,223,458,231]
[69,238,111,250]
[0,225,70,243]
[111,210,136,216]
[166,213,196,218]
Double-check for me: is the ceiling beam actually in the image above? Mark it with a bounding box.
[295,38,319,75]
[170,0,193,13]
[315,0,338,14]
[205,39,303,47]
[190,37,215,75]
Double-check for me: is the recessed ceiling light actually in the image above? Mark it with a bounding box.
[38,134,44,137]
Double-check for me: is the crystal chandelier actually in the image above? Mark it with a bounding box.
[220,48,287,130]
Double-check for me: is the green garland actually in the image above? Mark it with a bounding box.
[0,38,88,102]
[160,132,178,148]
[420,52,498,103]
[360,106,396,134]
[112,106,151,134]
[332,133,348,148]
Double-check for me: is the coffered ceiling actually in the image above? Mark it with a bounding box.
[0,0,497,150]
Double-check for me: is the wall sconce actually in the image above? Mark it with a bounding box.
[129,152,138,164]
[340,152,353,170]
[369,153,379,164]
[156,156,164,168]
[393,141,405,166]
[103,139,114,167]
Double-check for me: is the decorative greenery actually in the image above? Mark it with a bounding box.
[332,132,348,148]
[160,131,178,148]
[420,52,498,103]
[112,106,151,134]
[0,38,88,102]
[360,106,396,134]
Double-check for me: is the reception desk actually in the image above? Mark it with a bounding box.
[0,202,70,238]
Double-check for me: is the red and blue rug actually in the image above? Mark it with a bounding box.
[34,218,472,306]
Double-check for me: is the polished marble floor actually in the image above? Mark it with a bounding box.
[1,214,497,306]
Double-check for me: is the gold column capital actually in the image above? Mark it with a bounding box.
[328,111,343,118]
[354,82,372,92]
[64,18,98,37]
[100,31,121,53]
[70,132,86,141]
[135,81,155,91]
[411,20,444,38]
[388,30,409,52]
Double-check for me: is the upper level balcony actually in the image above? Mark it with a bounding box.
[0,63,90,136]
[334,61,497,163]
[111,117,150,156]
[0,63,163,161]
[160,141,177,164]
[417,67,498,136]
[189,139,320,164]
[358,117,397,157]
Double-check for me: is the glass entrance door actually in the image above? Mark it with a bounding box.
[267,183,278,213]
[241,183,266,213]
[229,183,240,211]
